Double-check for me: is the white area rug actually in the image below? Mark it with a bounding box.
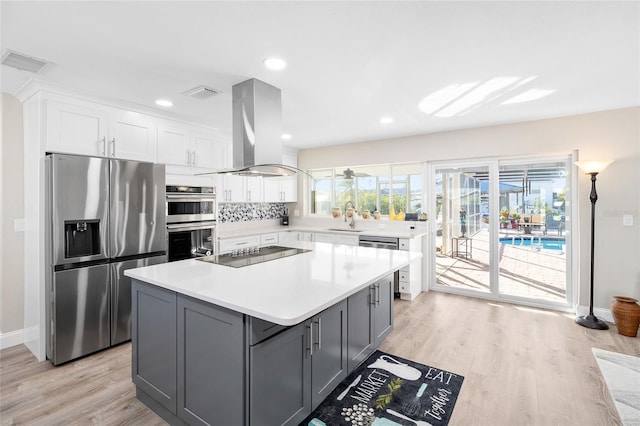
[592,348,640,426]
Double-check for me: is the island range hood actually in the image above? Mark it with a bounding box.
[222,78,301,177]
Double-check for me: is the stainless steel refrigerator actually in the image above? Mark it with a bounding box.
[46,153,166,365]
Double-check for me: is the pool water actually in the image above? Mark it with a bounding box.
[499,237,565,251]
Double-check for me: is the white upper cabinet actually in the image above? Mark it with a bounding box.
[157,120,231,170]
[220,174,246,202]
[45,98,110,156]
[190,130,231,169]
[157,122,190,165]
[280,176,297,202]
[263,176,297,203]
[44,92,230,166]
[109,109,157,161]
[245,177,263,202]
[45,96,157,161]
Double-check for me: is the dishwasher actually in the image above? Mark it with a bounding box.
[358,235,400,297]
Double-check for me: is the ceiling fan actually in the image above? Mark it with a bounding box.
[336,168,370,179]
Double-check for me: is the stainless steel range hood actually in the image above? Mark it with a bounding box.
[222,78,298,177]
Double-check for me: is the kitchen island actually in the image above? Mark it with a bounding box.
[125,241,421,426]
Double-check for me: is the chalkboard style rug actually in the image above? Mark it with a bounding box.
[301,350,464,426]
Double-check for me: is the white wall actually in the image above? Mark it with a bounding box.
[298,107,640,310]
[1,94,25,348]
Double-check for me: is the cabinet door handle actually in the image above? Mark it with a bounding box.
[99,136,106,156]
[110,138,115,157]
[247,190,251,201]
[307,323,313,357]
[376,283,381,305]
[191,151,197,166]
[315,318,322,350]
[370,286,376,306]
[186,150,191,165]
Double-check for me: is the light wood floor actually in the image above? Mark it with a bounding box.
[1,291,639,425]
[382,292,640,426]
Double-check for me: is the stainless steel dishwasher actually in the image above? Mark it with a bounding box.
[359,235,400,296]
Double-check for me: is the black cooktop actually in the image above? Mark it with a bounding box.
[196,245,312,268]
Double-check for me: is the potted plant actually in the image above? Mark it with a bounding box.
[510,212,521,229]
[500,208,510,229]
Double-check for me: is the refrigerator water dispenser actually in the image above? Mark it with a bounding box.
[64,219,101,258]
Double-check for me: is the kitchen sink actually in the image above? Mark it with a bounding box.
[326,228,365,232]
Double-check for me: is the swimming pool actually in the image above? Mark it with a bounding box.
[499,236,565,251]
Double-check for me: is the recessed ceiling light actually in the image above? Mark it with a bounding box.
[264,58,286,70]
[380,116,393,124]
[281,133,292,140]
[155,99,173,107]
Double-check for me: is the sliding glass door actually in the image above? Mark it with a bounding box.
[433,163,492,294]
[430,156,573,310]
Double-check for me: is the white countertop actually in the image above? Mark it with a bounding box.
[286,226,428,239]
[125,241,421,326]
[217,225,428,240]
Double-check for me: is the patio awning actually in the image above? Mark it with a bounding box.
[480,181,523,193]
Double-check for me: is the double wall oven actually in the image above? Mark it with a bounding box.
[166,185,216,262]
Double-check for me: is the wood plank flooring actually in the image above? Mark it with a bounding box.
[381,292,640,426]
[1,291,639,425]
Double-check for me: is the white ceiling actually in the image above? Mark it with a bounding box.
[1,1,638,150]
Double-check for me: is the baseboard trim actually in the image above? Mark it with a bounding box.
[0,328,24,350]
[575,305,614,323]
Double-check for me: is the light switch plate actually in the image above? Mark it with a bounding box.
[14,218,25,232]
[623,214,633,227]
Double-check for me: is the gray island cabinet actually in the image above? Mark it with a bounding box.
[131,274,394,426]
[125,241,421,425]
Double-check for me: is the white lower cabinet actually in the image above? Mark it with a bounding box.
[280,231,314,242]
[398,237,423,300]
[313,232,358,246]
[218,235,261,254]
[259,233,278,246]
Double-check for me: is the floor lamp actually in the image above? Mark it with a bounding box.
[575,160,613,330]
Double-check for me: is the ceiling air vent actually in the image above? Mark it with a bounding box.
[183,85,222,99]
[1,49,50,74]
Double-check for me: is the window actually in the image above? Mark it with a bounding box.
[308,163,423,217]
[310,169,332,215]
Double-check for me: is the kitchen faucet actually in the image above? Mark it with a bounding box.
[344,201,356,229]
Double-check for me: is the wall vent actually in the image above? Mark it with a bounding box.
[183,85,222,99]
[1,49,50,74]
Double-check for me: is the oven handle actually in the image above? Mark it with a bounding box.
[167,222,216,232]
[166,194,216,202]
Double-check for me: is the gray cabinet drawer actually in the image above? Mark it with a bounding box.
[249,316,289,345]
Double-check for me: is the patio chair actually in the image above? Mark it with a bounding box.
[545,213,565,235]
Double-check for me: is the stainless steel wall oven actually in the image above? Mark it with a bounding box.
[166,185,216,223]
[166,185,216,262]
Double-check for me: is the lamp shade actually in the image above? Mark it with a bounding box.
[575,160,614,174]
